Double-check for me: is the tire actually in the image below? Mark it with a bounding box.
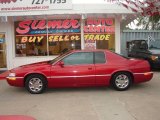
[25,74,47,94]
[111,72,132,91]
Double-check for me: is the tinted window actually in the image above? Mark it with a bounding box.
[95,52,106,64]
[63,52,94,65]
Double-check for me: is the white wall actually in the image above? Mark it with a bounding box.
[115,15,121,54]
[0,4,133,17]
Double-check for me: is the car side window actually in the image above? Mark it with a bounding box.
[62,52,94,65]
[95,52,106,64]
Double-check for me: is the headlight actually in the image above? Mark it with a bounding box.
[8,73,16,77]
[150,55,158,61]
[7,73,16,81]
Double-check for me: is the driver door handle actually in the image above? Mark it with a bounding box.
[88,67,92,70]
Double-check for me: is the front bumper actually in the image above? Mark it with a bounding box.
[6,76,24,87]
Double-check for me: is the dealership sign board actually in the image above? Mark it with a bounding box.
[0,0,72,12]
[84,18,115,49]
[15,19,81,43]
[14,18,115,44]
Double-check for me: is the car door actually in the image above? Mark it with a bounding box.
[50,52,95,87]
[50,62,77,87]
[94,51,110,85]
[62,52,95,86]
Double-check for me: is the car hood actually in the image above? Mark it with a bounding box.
[149,49,160,56]
[20,61,50,68]
[9,61,51,74]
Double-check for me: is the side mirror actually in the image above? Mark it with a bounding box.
[58,61,64,67]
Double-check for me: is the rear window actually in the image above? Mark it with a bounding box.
[95,52,106,64]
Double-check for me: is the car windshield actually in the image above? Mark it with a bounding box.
[48,51,71,64]
[129,40,148,51]
[149,39,160,50]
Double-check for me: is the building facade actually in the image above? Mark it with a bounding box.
[0,0,133,70]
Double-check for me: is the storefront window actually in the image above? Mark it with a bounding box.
[0,33,7,68]
[15,36,48,56]
[48,19,81,55]
[84,18,115,51]
[49,40,81,55]
[14,19,81,57]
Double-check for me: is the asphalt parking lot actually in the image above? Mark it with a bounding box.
[0,72,160,120]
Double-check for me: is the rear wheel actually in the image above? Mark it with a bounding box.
[111,72,132,91]
[25,74,47,94]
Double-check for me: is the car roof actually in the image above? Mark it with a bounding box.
[70,49,108,53]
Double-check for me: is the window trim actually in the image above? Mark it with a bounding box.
[53,51,107,66]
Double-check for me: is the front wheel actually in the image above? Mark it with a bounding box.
[25,74,47,94]
[111,72,132,91]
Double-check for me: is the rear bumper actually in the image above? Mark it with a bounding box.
[134,72,153,84]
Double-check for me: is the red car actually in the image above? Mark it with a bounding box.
[6,50,153,94]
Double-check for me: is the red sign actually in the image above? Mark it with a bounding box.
[0,0,17,4]
[15,19,80,34]
[84,18,115,34]
[15,19,81,43]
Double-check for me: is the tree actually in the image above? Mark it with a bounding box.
[136,15,160,30]
[117,0,160,30]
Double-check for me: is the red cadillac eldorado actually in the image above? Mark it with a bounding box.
[6,50,153,94]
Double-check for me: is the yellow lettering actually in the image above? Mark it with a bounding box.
[94,35,100,41]
[53,36,59,41]
[105,35,110,40]
[100,35,105,40]
[59,36,63,41]
[84,34,89,40]
[71,35,76,40]
[89,35,94,40]
[64,35,69,41]
[37,36,44,42]
[21,37,28,43]
[29,37,36,43]
[48,36,53,42]
[75,35,80,40]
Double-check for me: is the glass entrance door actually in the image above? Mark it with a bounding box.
[0,33,7,69]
